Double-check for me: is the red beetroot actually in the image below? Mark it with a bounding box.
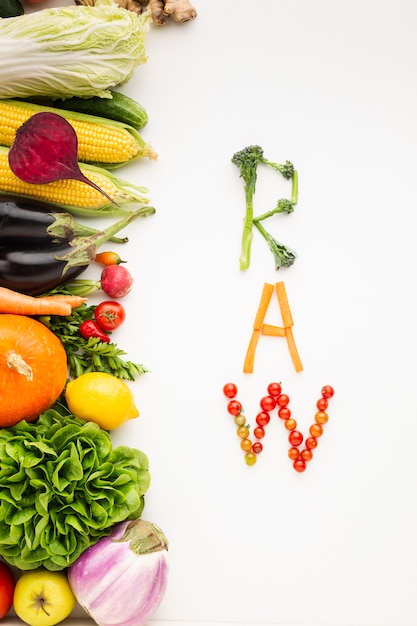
[101,265,134,298]
[8,112,117,206]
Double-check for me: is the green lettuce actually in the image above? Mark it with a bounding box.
[0,407,150,570]
[0,0,150,100]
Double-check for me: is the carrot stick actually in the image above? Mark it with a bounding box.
[261,323,286,337]
[285,327,303,372]
[243,283,274,373]
[275,281,293,327]
[253,283,274,330]
[243,328,261,373]
[0,286,76,316]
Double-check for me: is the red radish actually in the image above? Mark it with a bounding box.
[101,265,134,298]
[8,112,117,206]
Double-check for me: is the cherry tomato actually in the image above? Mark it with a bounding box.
[223,383,238,398]
[227,400,242,416]
[316,397,328,411]
[288,447,300,460]
[288,430,303,447]
[240,438,252,451]
[0,562,15,619]
[293,458,307,473]
[94,301,126,332]
[315,411,329,425]
[253,426,265,439]
[237,425,250,439]
[301,448,313,462]
[321,385,334,399]
[278,407,291,420]
[305,436,318,450]
[310,423,323,438]
[234,414,246,427]
[276,393,290,407]
[244,452,257,466]
[284,418,297,431]
[267,382,282,396]
[256,411,270,427]
[260,395,276,411]
[252,441,263,454]
[79,319,110,343]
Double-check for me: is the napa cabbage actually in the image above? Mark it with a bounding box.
[0,0,150,100]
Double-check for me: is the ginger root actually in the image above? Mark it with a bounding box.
[75,0,197,25]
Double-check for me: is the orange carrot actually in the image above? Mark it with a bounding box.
[243,280,303,373]
[253,283,274,329]
[0,287,84,316]
[243,328,261,374]
[275,281,303,371]
[262,323,286,337]
[285,327,303,372]
[243,283,274,373]
[45,295,87,308]
[275,281,293,327]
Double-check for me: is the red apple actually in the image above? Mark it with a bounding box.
[0,561,15,618]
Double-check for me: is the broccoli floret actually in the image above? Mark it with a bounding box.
[231,145,297,271]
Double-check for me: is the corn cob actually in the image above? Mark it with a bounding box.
[0,99,157,169]
[0,146,150,216]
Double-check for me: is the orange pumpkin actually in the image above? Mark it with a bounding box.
[0,314,68,427]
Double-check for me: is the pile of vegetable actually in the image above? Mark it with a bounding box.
[0,0,176,623]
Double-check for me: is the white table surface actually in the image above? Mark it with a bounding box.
[5,1,417,625]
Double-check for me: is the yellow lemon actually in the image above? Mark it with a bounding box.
[65,372,139,430]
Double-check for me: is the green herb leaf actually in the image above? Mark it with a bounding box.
[37,302,148,381]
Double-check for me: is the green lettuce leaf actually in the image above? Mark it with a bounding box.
[0,408,150,570]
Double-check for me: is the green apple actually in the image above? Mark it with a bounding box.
[13,570,76,626]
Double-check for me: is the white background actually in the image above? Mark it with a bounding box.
[9,1,417,625]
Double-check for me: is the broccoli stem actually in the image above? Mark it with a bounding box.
[291,170,299,205]
[254,198,294,223]
[240,185,255,270]
[253,219,296,270]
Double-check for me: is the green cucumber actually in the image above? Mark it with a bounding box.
[0,0,24,17]
[23,90,148,131]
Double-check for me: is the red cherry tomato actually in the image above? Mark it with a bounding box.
[321,385,334,399]
[253,426,265,439]
[316,397,328,411]
[288,430,303,447]
[276,393,290,407]
[260,395,276,412]
[227,400,242,416]
[252,441,263,454]
[0,562,15,619]
[255,411,270,427]
[267,382,282,396]
[94,301,126,332]
[293,458,307,473]
[223,383,238,398]
[305,436,318,450]
[278,407,291,420]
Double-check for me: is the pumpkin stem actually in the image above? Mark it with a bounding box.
[7,352,33,382]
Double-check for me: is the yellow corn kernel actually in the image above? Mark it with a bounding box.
[0,150,148,213]
[0,100,154,166]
